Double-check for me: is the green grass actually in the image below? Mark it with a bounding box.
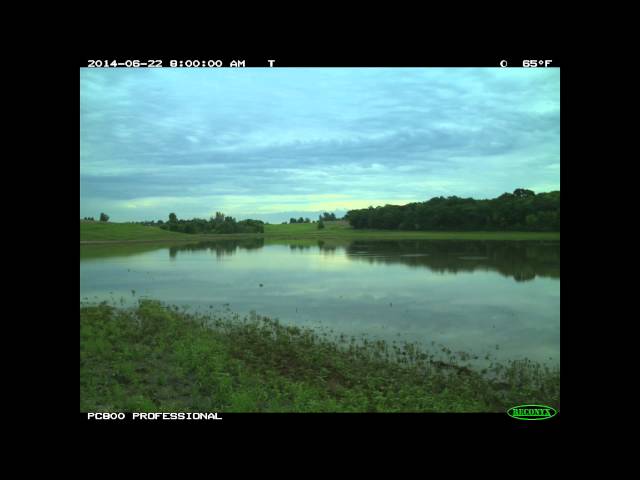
[80,299,560,413]
[80,221,191,242]
[265,222,560,241]
[81,220,560,243]
[264,222,325,235]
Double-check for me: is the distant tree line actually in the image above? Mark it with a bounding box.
[345,189,560,232]
[319,212,337,221]
[286,212,342,224]
[152,212,264,234]
[81,213,109,222]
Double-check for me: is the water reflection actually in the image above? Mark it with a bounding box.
[344,240,559,282]
[82,238,559,283]
[168,239,265,259]
[80,238,560,364]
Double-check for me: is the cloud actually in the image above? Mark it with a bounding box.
[80,68,560,222]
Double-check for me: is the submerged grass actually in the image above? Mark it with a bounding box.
[80,299,559,413]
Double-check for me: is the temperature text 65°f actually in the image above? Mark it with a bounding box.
[522,60,553,67]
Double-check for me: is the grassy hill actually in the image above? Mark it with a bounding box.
[80,221,190,242]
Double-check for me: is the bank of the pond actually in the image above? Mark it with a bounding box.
[81,221,560,244]
[80,300,560,413]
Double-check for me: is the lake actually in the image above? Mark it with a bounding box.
[80,239,560,366]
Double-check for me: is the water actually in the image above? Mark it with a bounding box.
[80,239,560,366]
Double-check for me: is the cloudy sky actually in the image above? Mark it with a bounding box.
[80,68,560,223]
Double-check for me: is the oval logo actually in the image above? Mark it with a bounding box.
[507,404,558,420]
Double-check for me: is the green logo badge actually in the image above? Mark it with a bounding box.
[507,404,557,420]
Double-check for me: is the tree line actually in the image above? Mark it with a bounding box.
[287,213,338,224]
[82,213,109,222]
[345,189,560,231]
[319,212,337,221]
[128,212,264,234]
[158,212,264,234]
[288,217,311,224]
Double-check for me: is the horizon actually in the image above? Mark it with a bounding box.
[80,68,560,223]
[80,187,560,224]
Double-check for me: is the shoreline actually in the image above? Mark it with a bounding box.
[81,231,560,245]
[80,299,560,412]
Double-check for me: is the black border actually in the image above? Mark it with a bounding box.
[71,45,565,437]
[78,52,560,69]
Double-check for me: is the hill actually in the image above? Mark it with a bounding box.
[80,221,191,242]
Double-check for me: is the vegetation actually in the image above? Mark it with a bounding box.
[320,212,338,221]
[263,222,559,241]
[80,300,559,412]
[346,189,560,232]
[157,212,264,235]
[80,222,191,242]
[81,219,560,243]
[81,188,560,243]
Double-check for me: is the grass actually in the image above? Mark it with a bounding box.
[265,222,560,241]
[81,220,560,243]
[80,299,560,413]
[80,221,191,242]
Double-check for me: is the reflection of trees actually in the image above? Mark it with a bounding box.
[168,239,265,259]
[317,240,337,255]
[289,244,312,251]
[162,239,560,282]
[345,240,559,282]
[285,241,340,255]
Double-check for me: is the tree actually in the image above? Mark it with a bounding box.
[290,218,297,224]
[99,213,109,222]
[317,220,325,229]
[320,212,337,221]
[513,188,535,198]
[214,212,225,224]
[345,188,559,232]
[169,213,177,223]
[216,218,236,234]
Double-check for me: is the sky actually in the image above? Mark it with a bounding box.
[80,68,560,223]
